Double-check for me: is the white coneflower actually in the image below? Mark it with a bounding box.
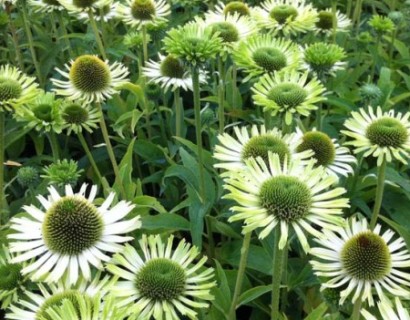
[342,106,410,166]
[51,55,129,104]
[28,0,64,13]
[116,0,170,28]
[310,218,410,306]
[61,101,100,134]
[315,8,351,35]
[362,297,410,320]
[58,0,111,14]
[213,1,252,17]
[224,153,349,252]
[107,234,216,320]
[8,184,140,284]
[78,0,118,22]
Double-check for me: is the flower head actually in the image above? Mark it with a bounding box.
[0,65,38,111]
[368,15,395,34]
[310,218,410,306]
[78,0,118,22]
[117,0,170,28]
[359,83,382,107]
[58,0,111,14]
[16,166,40,188]
[213,1,252,17]
[61,101,100,134]
[107,234,216,319]
[41,159,83,187]
[252,71,326,125]
[51,55,129,104]
[295,128,356,178]
[163,22,223,66]
[254,0,318,36]
[342,107,410,166]
[232,34,302,81]
[303,42,346,77]
[143,54,207,92]
[224,153,349,252]
[28,0,63,13]
[362,297,410,320]
[314,9,350,35]
[8,184,140,284]
[214,125,313,173]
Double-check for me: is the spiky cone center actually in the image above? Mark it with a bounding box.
[270,5,298,24]
[17,167,39,187]
[360,84,382,101]
[63,104,89,125]
[365,117,408,148]
[316,11,335,30]
[341,231,391,281]
[0,263,23,291]
[305,43,345,73]
[33,104,53,122]
[131,0,156,21]
[211,22,239,43]
[268,83,307,108]
[135,258,187,301]
[160,55,185,79]
[241,135,290,165]
[259,176,312,222]
[296,131,336,166]
[36,290,87,320]
[43,0,60,5]
[0,78,22,102]
[69,55,110,93]
[252,47,287,73]
[224,1,250,16]
[42,196,103,255]
[72,0,97,8]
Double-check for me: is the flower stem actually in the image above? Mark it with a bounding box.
[88,10,107,60]
[5,4,24,70]
[232,62,238,109]
[217,57,225,134]
[331,0,337,43]
[48,132,60,162]
[351,298,362,320]
[271,229,285,320]
[97,103,126,198]
[174,87,183,138]
[142,25,148,65]
[228,232,252,320]
[77,132,104,184]
[316,103,322,131]
[352,0,363,34]
[21,1,42,85]
[0,111,5,225]
[370,158,387,230]
[57,11,73,58]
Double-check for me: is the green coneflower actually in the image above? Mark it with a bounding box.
[117,0,170,28]
[254,0,318,36]
[16,166,40,188]
[28,0,64,13]
[368,15,395,34]
[143,54,207,92]
[213,1,252,17]
[0,65,39,111]
[342,106,410,166]
[224,153,349,252]
[359,83,382,106]
[8,184,140,284]
[310,218,410,306]
[51,55,130,104]
[362,297,410,320]
[6,272,114,320]
[314,9,351,35]
[0,246,28,309]
[294,128,356,178]
[15,92,64,133]
[252,70,326,125]
[232,33,302,81]
[163,22,223,66]
[41,159,83,187]
[61,101,100,134]
[107,234,216,320]
[303,42,346,77]
[78,0,118,22]
[58,0,111,13]
[213,124,313,173]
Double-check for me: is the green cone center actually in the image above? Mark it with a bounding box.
[63,104,89,125]
[36,290,86,320]
[211,22,239,43]
[42,196,103,255]
[341,231,391,280]
[259,176,312,222]
[270,5,298,24]
[366,117,408,148]
[160,55,185,79]
[242,134,290,165]
[0,263,22,291]
[296,131,336,166]
[42,0,60,6]
[252,47,287,73]
[33,104,53,122]
[268,83,307,108]
[135,258,186,301]
[131,0,156,21]
[224,1,250,16]
[316,11,335,30]
[69,55,110,93]
[0,78,22,102]
[72,0,97,8]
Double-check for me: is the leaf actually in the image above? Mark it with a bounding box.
[133,195,167,214]
[237,285,271,307]
[140,213,190,231]
[380,215,410,249]
[211,260,231,317]
[114,138,136,199]
[304,303,328,320]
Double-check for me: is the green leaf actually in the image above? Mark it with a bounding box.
[237,285,271,307]
[140,213,190,231]
[304,303,328,320]
[114,138,136,199]
[133,195,167,214]
[380,215,410,249]
[211,260,231,317]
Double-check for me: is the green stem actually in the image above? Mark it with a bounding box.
[142,25,148,65]
[232,63,238,109]
[205,215,215,264]
[316,103,322,131]
[50,12,58,40]
[174,87,182,138]
[331,0,337,43]
[97,103,126,198]
[48,132,60,162]
[88,10,107,60]
[280,246,289,312]
[371,35,381,80]
[77,132,104,184]
[353,0,363,34]
[57,11,73,58]
[5,4,24,70]
[351,298,362,320]
[0,112,4,225]
[271,229,285,320]
[388,29,397,65]
[346,0,352,19]
[370,158,387,230]
[217,57,225,134]
[264,111,272,130]
[228,232,252,320]
[155,100,167,142]
[21,1,42,85]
